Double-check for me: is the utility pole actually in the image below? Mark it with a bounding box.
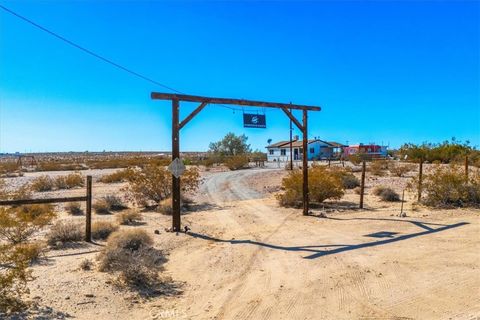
[289,107,293,170]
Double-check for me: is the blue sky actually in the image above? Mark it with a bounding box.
[0,0,478,153]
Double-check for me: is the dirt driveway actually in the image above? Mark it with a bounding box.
[16,168,480,320]
[168,168,480,320]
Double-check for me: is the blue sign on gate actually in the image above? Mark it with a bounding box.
[243,114,266,128]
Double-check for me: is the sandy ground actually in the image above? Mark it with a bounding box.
[4,166,480,320]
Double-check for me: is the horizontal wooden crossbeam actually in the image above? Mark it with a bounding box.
[0,196,87,206]
[151,92,321,111]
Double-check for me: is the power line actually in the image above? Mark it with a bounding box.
[0,4,269,113]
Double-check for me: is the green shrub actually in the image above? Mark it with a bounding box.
[91,221,119,240]
[46,220,83,247]
[277,166,344,207]
[30,175,54,192]
[0,205,56,244]
[0,244,32,313]
[411,165,480,207]
[125,165,200,206]
[225,155,249,170]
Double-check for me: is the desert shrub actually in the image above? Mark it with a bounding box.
[125,165,200,206]
[65,202,83,215]
[369,160,389,176]
[156,196,194,215]
[80,259,93,271]
[97,229,166,289]
[410,165,480,207]
[335,170,360,189]
[353,187,362,195]
[99,169,132,183]
[94,195,127,214]
[102,195,128,211]
[0,161,19,175]
[277,166,344,207]
[225,155,249,170]
[390,163,416,177]
[91,221,119,240]
[0,244,32,313]
[116,210,143,225]
[0,205,56,244]
[15,242,46,264]
[157,198,173,215]
[348,154,362,165]
[54,173,84,189]
[30,175,54,192]
[0,180,32,201]
[377,188,400,202]
[46,220,83,247]
[372,185,388,196]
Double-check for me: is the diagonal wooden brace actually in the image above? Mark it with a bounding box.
[281,107,304,131]
[179,102,208,130]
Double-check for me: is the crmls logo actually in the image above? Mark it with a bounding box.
[251,116,259,124]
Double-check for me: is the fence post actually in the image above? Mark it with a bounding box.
[85,175,92,242]
[417,159,423,202]
[465,155,469,181]
[360,160,366,209]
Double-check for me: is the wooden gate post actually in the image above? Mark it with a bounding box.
[465,155,469,181]
[172,99,181,232]
[417,159,423,202]
[85,175,92,242]
[302,110,309,215]
[359,160,366,209]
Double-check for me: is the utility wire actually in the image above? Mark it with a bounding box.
[0,4,267,113]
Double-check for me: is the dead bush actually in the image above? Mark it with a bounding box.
[156,196,193,215]
[348,154,362,165]
[80,259,93,271]
[99,169,132,183]
[91,221,119,240]
[54,173,84,189]
[94,195,127,214]
[65,202,83,215]
[46,220,83,247]
[116,210,143,225]
[0,205,56,244]
[354,187,362,195]
[0,244,32,313]
[369,160,389,176]
[225,155,249,170]
[373,185,389,196]
[377,188,400,202]
[97,229,166,290]
[410,165,480,207]
[390,163,415,177]
[30,175,54,192]
[0,181,32,201]
[125,165,200,206]
[277,166,344,207]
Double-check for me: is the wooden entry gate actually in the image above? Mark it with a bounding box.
[151,92,321,232]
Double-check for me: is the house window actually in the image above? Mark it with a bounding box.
[280,149,286,156]
[269,149,274,155]
[299,148,303,154]
[310,148,315,154]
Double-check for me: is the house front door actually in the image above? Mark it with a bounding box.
[294,148,299,160]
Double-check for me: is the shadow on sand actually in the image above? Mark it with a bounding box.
[186,217,469,259]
